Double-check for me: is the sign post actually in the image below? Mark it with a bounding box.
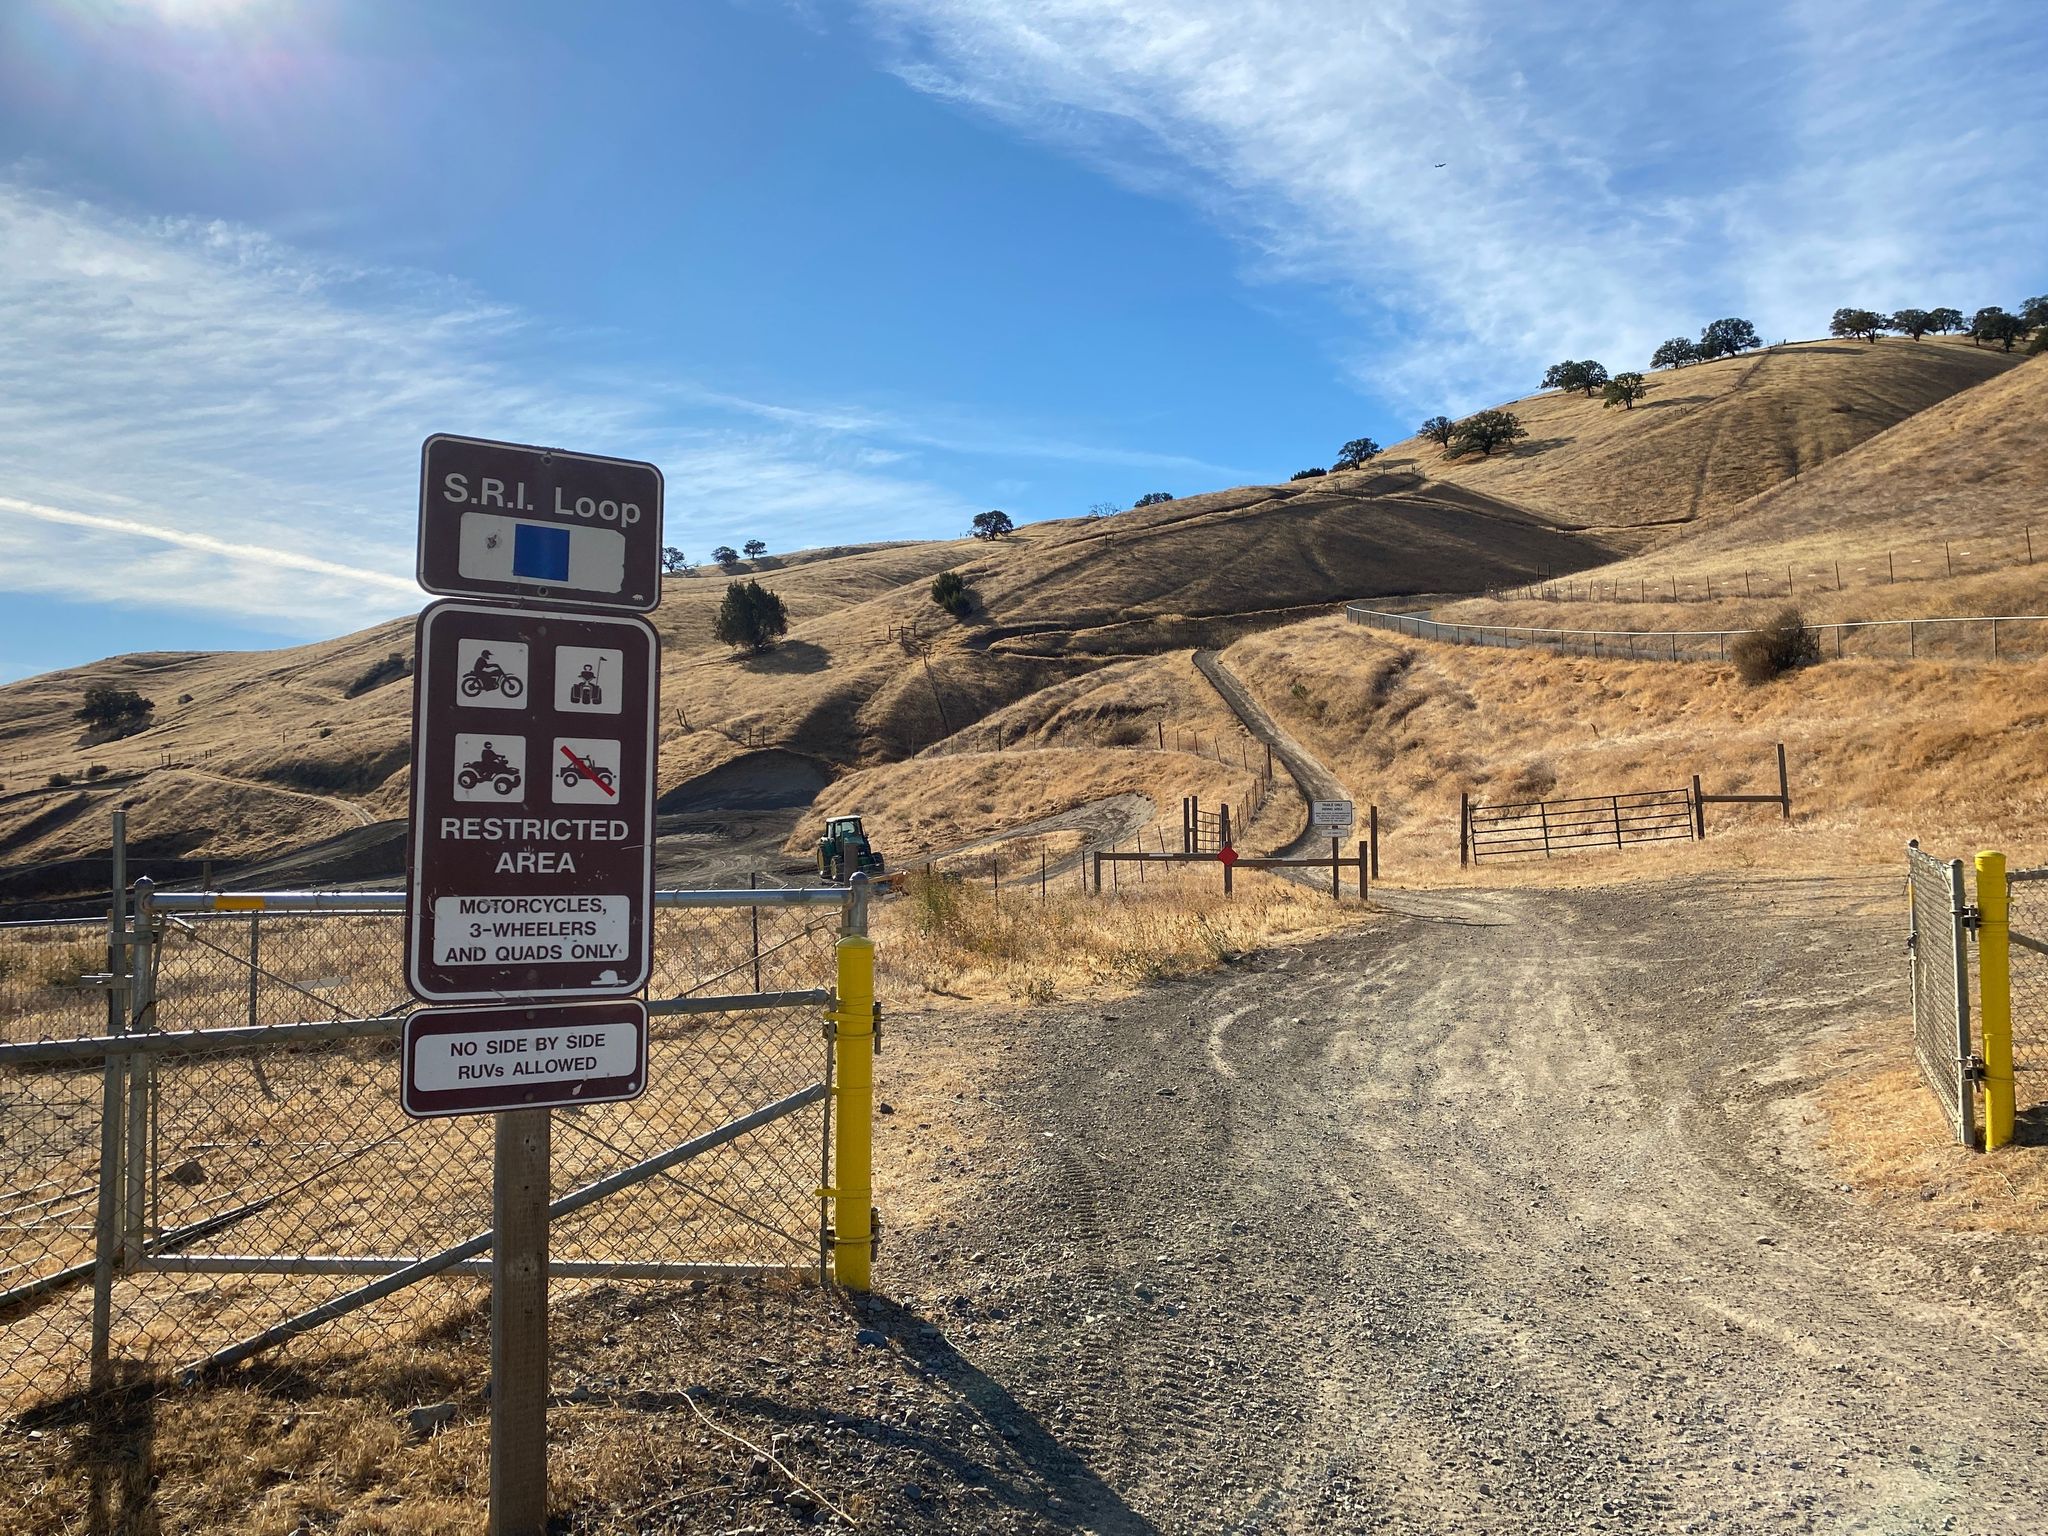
[1311,802,1355,901]
[406,434,663,1536]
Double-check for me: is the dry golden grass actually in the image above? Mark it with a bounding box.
[1220,615,2048,880]
[785,743,1296,865]
[872,861,1372,1009]
[1796,1022,2048,1236]
[7,333,2016,886]
[1518,351,2048,588]
[1365,336,2020,536]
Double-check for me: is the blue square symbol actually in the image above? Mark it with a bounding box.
[512,523,571,582]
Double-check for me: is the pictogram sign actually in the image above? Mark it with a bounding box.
[405,600,659,1002]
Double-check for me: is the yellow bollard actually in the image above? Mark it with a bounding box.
[1977,851,2015,1151]
[831,886,876,1289]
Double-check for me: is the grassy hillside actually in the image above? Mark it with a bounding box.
[0,332,2030,890]
[1220,614,2048,876]
[1438,353,2048,638]
[1364,336,2019,538]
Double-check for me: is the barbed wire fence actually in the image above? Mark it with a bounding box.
[1,882,852,1409]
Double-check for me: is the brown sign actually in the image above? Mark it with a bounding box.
[406,600,658,1003]
[402,999,649,1118]
[418,434,664,612]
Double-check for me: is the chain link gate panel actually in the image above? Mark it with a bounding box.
[0,884,856,1408]
[2006,868,2048,1123]
[1906,844,1975,1146]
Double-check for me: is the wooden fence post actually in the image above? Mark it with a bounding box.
[1776,742,1790,820]
[1691,775,1705,840]
[1459,791,1470,868]
[1369,804,1379,878]
[1357,841,1369,902]
[1330,836,1340,900]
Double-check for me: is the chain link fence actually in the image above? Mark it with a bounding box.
[2007,870,2048,1124]
[0,885,852,1409]
[1906,844,1974,1146]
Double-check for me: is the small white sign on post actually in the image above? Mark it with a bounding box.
[1311,800,1356,831]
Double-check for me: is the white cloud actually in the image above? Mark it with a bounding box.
[0,177,991,634]
[864,0,2048,413]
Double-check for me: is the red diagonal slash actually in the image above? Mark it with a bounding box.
[559,744,616,797]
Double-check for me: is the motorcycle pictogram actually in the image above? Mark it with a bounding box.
[458,744,522,796]
[460,649,524,700]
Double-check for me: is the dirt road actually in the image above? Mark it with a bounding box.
[883,873,2048,1533]
[1193,649,1346,858]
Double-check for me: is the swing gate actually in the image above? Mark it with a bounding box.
[0,879,862,1405]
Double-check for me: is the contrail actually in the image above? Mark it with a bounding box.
[0,492,421,599]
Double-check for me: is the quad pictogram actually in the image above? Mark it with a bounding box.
[453,734,526,801]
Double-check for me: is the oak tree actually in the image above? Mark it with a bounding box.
[1601,372,1648,410]
[1450,409,1527,457]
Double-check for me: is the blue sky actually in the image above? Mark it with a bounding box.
[0,0,2042,682]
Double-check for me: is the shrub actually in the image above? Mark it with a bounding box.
[1730,607,1822,684]
[84,763,108,780]
[929,571,972,617]
[47,772,73,788]
[1289,467,1327,480]
[713,580,790,652]
[1133,491,1174,507]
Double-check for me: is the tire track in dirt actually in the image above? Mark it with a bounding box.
[908,874,2048,1533]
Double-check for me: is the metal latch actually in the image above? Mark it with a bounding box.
[872,1002,883,1057]
[75,972,129,993]
[1961,905,1983,933]
[1965,1056,1988,1083]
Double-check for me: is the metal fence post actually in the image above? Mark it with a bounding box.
[1948,858,1977,1150]
[248,911,261,1028]
[89,811,128,1387]
[124,878,156,1261]
[1977,851,2015,1151]
[831,876,875,1290]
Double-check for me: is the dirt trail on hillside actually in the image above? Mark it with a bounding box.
[1193,649,1348,858]
[905,793,1156,882]
[890,873,2048,1534]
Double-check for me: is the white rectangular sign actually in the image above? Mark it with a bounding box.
[430,895,634,970]
[401,1000,649,1118]
[1311,800,1356,830]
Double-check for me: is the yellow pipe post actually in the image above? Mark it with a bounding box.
[831,883,876,1289]
[1977,851,2015,1151]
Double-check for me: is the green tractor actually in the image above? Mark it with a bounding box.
[816,815,885,883]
